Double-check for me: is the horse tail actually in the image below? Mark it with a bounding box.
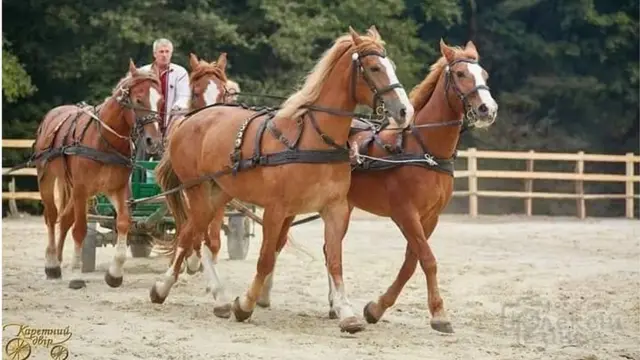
[153,150,187,257]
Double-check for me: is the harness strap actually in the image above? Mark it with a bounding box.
[352,153,455,176]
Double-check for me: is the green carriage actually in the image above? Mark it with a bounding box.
[81,158,256,273]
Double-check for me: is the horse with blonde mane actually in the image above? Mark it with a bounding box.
[152,25,413,334]
[256,39,499,333]
[32,60,164,289]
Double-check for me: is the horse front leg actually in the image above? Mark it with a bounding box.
[256,215,295,308]
[104,187,132,288]
[320,199,364,334]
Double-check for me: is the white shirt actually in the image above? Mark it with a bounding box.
[138,62,190,129]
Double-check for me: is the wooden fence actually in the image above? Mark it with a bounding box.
[3,139,639,219]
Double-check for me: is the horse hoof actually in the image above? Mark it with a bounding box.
[328,309,338,319]
[68,279,86,290]
[339,316,365,334]
[104,272,123,288]
[256,299,271,308]
[430,318,454,334]
[149,284,167,304]
[213,303,232,319]
[186,263,202,275]
[232,297,253,322]
[363,301,381,324]
[45,266,62,279]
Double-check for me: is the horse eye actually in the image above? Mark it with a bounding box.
[370,66,381,72]
[456,71,465,78]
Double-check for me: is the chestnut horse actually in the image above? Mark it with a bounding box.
[32,60,164,289]
[257,39,498,333]
[153,26,413,333]
[154,51,234,273]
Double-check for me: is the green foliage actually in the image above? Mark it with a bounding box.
[2,38,36,103]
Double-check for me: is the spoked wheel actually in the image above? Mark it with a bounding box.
[50,345,69,360]
[4,338,31,360]
[129,234,153,258]
[227,216,251,260]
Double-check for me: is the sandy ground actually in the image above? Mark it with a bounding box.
[2,212,639,360]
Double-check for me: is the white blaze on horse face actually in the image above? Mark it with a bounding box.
[379,57,414,123]
[148,87,162,131]
[203,80,220,106]
[467,63,498,117]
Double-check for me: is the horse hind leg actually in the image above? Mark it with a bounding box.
[40,175,61,279]
[150,181,220,304]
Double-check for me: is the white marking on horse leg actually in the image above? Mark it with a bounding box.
[380,57,414,124]
[328,274,355,320]
[203,80,220,105]
[107,233,128,279]
[154,247,183,298]
[201,245,229,303]
[186,249,201,273]
[70,243,83,281]
[257,251,280,306]
[45,222,59,269]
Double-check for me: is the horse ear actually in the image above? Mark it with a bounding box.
[128,58,138,75]
[440,38,455,62]
[465,40,477,53]
[216,52,227,70]
[367,25,381,40]
[189,53,200,70]
[349,26,363,45]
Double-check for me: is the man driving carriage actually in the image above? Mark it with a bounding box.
[139,38,190,138]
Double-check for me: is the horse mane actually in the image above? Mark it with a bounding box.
[275,32,386,120]
[190,60,228,84]
[111,68,160,96]
[408,46,478,112]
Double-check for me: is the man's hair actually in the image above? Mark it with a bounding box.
[153,38,173,52]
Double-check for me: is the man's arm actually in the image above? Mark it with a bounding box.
[172,67,191,110]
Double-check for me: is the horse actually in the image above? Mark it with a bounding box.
[154,51,234,273]
[256,39,499,333]
[32,60,164,289]
[152,25,413,334]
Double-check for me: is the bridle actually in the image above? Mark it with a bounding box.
[350,50,405,120]
[443,57,491,128]
[114,83,163,142]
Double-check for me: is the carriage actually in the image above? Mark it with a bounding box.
[80,156,256,273]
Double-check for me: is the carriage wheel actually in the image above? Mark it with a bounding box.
[227,216,250,260]
[4,338,31,360]
[129,234,153,258]
[50,345,69,360]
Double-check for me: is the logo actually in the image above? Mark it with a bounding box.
[2,323,72,360]
[500,297,623,347]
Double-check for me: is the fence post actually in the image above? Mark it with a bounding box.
[626,152,635,219]
[468,147,478,217]
[575,151,585,219]
[524,150,535,216]
[8,177,20,218]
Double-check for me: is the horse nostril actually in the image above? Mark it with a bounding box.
[478,104,488,114]
[145,137,153,147]
[399,108,407,119]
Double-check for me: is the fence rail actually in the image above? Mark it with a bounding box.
[2,139,638,219]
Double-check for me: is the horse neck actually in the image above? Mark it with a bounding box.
[298,67,356,148]
[95,97,134,154]
[412,74,464,159]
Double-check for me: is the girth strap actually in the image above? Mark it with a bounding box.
[352,153,455,176]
